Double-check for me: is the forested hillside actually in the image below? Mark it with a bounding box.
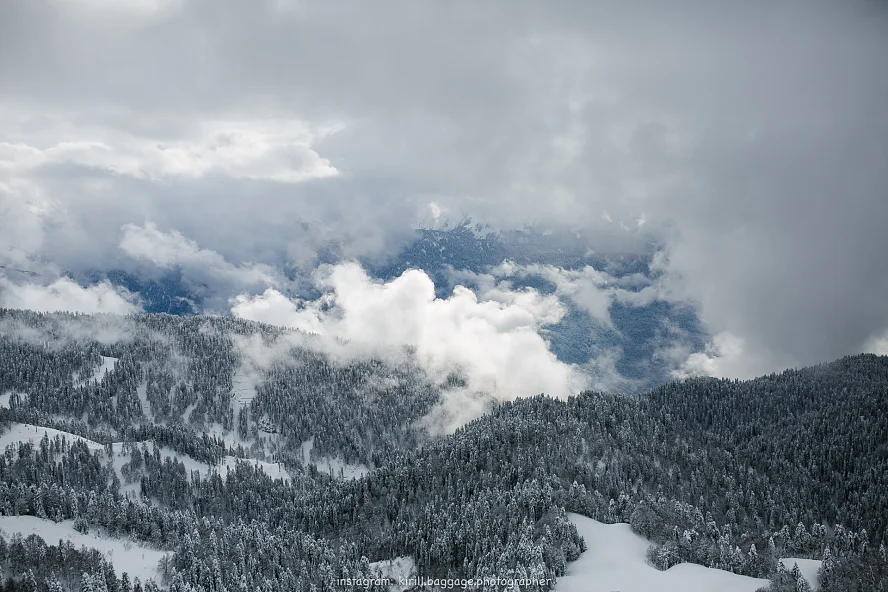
[0,309,884,591]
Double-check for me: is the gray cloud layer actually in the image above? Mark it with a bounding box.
[1,0,887,378]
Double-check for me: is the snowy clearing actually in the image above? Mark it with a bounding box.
[219,455,290,481]
[301,438,370,479]
[74,356,119,388]
[108,442,290,486]
[556,513,769,592]
[0,422,104,452]
[780,558,822,590]
[0,515,168,584]
[231,367,258,416]
[135,381,152,418]
[370,556,416,592]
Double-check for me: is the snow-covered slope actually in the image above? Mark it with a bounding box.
[73,356,119,388]
[107,442,291,491]
[370,556,416,592]
[556,513,769,592]
[780,558,822,590]
[0,515,168,584]
[301,437,370,479]
[0,422,104,452]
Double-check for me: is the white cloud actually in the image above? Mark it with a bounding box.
[489,261,663,327]
[231,289,327,336]
[0,119,337,183]
[0,277,140,315]
[0,183,50,267]
[120,222,278,290]
[57,0,184,21]
[671,331,772,380]
[232,262,588,431]
[863,332,888,356]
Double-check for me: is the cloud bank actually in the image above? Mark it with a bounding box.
[232,263,588,430]
[0,277,138,314]
[1,0,886,380]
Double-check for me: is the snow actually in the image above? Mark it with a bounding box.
[0,422,104,453]
[182,402,197,423]
[219,455,290,481]
[0,515,168,584]
[556,513,769,592]
[135,381,152,418]
[301,438,370,479]
[231,367,258,416]
[781,558,822,590]
[370,556,416,592]
[314,456,370,479]
[108,442,290,486]
[74,356,119,388]
[97,356,119,378]
[0,391,27,409]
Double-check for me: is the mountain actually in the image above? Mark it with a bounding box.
[0,309,884,591]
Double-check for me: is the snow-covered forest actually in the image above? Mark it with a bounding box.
[0,309,884,591]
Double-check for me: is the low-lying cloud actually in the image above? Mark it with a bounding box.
[232,262,589,430]
[0,277,139,315]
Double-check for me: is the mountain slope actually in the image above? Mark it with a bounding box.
[0,309,885,591]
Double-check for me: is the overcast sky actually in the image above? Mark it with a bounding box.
[2,0,887,385]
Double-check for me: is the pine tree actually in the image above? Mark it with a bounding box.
[81,573,95,592]
[23,570,38,592]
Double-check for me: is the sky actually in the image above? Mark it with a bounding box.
[2,0,888,396]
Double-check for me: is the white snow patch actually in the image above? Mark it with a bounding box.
[74,356,119,388]
[556,513,768,592]
[301,438,369,479]
[231,367,258,416]
[204,421,259,450]
[97,356,118,377]
[780,558,822,590]
[182,402,197,423]
[135,381,152,418]
[370,556,416,592]
[0,392,28,408]
[0,515,168,584]
[219,455,290,481]
[0,422,104,453]
[108,442,290,484]
[314,456,371,479]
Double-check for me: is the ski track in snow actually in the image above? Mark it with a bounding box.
[556,513,769,592]
[0,515,168,584]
